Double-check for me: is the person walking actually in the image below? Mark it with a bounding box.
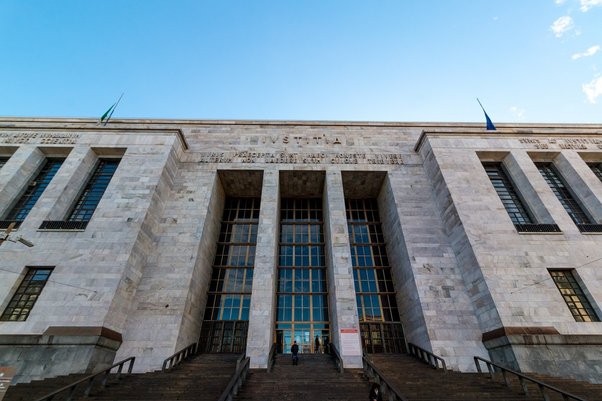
[369,383,383,401]
[314,335,321,353]
[291,340,299,365]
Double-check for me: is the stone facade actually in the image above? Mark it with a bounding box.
[0,119,601,384]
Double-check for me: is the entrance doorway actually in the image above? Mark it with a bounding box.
[199,321,248,353]
[276,326,330,354]
[360,322,405,353]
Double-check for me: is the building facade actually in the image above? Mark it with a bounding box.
[0,118,601,384]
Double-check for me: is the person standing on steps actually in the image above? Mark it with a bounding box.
[314,335,321,353]
[369,383,383,401]
[291,340,299,365]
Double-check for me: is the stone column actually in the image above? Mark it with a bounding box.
[323,170,363,368]
[246,169,280,368]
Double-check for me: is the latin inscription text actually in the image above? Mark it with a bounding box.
[518,137,602,150]
[0,132,80,144]
[198,151,404,165]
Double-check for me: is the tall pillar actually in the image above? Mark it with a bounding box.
[246,169,280,368]
[324,170,363,368]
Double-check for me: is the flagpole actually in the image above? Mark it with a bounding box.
[103,93,124,126]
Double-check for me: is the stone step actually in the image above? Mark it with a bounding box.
[367,354,602,401]
[3,353,240,401]
[234,354,370,401]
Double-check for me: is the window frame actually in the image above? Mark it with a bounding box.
[1,267,53,322]
[536,162,593,225]
[482,162,535,225]
[2,158,64,223]
[65,158,121,223]
[549,269,600,322]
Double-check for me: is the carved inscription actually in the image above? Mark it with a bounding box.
[198,151,404,165]
[0,132,79,144]
[518,137,602,150]
[260,135,342,145]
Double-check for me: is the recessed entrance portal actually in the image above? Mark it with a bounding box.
[275,198,330,354]
[346,197,406,353]
[199,197,259,353]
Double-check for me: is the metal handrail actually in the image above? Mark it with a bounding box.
[235,352,246,372]
[474,356,587,401]
[162,342,197,372]
[217,356,250,401]
[407,343,447,372]
[328,342,344,373]
[362,354,409,401]
[267,343,277,373]
[33,357,135,401]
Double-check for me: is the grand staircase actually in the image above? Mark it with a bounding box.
[5,352,602,401]
[367,354,602,401]
[3,353,240,401]
[234,353,370,401]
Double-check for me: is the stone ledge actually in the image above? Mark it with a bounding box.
[482,326,602,349]
[0,326,122,351]
[482,326,559,342]
[43,326,122,342]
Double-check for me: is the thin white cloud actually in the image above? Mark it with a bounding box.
[572,45,601,59]
[550,16,574,37]
[580,0,602,12]
[555,0,566,4]
[510,106,525,119]
[582,76,602,103]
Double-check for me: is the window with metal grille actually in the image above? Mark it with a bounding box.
[589,163,602,182]
[483,163,533,225]
[1,268,53,321]
[200,197,259,353]
[67,159,120,222]
[3,159,64,223]
[346,198,405,353]
[536,163,592,225]
[549,270,600,322]
[0,157,8,170]
[275,198,330,354]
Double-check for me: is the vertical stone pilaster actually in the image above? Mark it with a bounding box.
[324,170,362,368]
[554,151,602,221]
[246,169,280,368]
[0,146,45,218]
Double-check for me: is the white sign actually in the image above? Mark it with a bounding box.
[0,367,16,401]
[340,328,362,356]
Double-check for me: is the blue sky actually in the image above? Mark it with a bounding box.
[1,0,601,123]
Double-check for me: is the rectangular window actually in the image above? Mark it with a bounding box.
[276,198,330,354]
[67,159,120,222]
[346,198,405,353]
[483,163,533,225]
[2,159,64,227]
[536,163,592,226]
[1,268,53,321]
[200,197,259,353]
[589,163,602,182]
[549,270,599,322]
[483,163,561,233]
